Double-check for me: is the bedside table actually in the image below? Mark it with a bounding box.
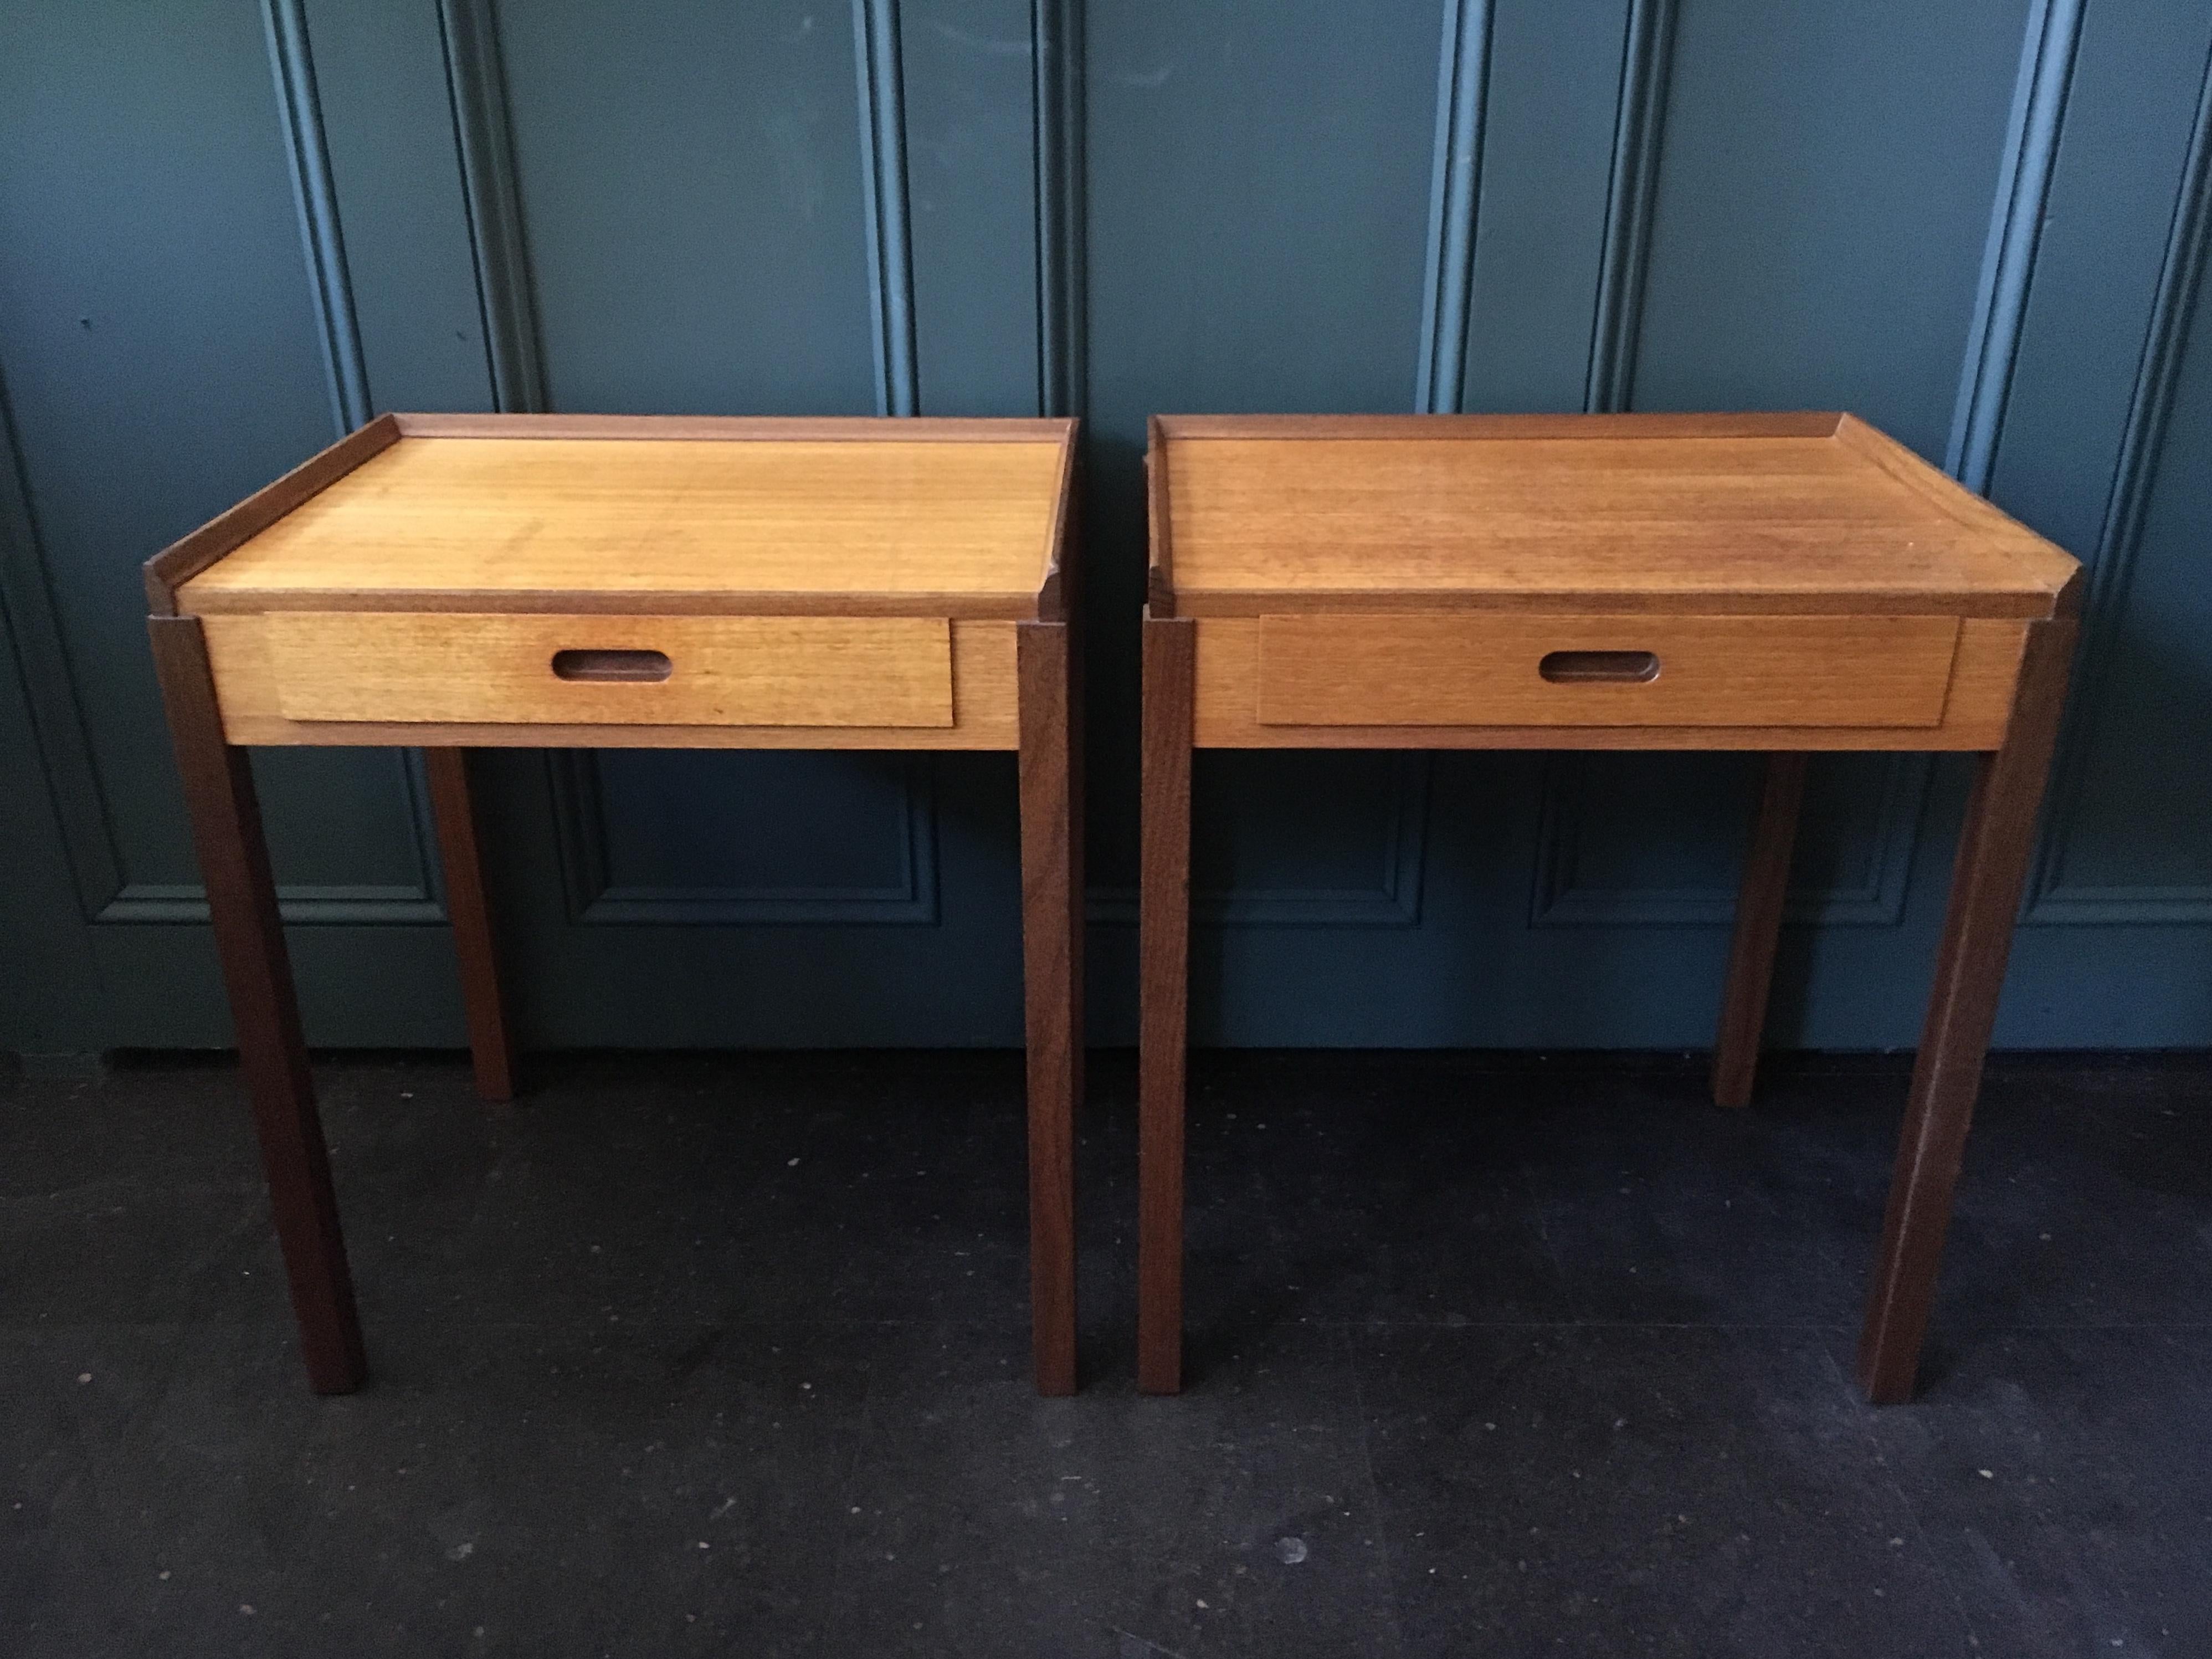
[145,413,1085,1396]
[1137,412,2081,1403]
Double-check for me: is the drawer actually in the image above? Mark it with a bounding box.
[260,612,954,728]
[1256,613,1961,729]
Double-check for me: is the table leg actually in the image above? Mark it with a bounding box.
[148,617,366,1394]
[424,748,516,1102]
[1018,621,1083,1395]
[1712,752,1808,1108]
[1856,619,2076,1403]
[1138,614,1195,1395]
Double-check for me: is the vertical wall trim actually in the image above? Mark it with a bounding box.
[854,0,919,416]
[261,0,371,432]
[1537,0,1677,926]
[0,378,124,917]
[437,0,547,413]
[2028,39,2212,923]
[1033,0,1087,418]
[1584,0,1677,413]
[1415,0,1495,414]
[1947,0,2086,490]
[1396,0,1494,934]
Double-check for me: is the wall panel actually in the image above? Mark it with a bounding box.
[5,0,2211,1053]
[900,0,1041,417]
[1527,0,2034,1017]
[1084,0,1446,965]
[0,1,461,1048]
[2004,3,2212,924]
[495,0,881,416]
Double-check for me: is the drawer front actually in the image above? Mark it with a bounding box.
[1257,613,1961,729]
[263,612,954,728]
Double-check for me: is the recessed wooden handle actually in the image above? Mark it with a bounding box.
[1539,649,1659,684]
[550,648,672,683]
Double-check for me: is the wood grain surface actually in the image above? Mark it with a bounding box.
[1256,613,1961,729]
[1191,616,2029,750]
[176,431,1072,619]
[147,616,366,1392]
[1154,415,2078,619]
[1712,752,1809,1109]
[1017,621,1082,1396]
[143,414,402,615]
[1137,612,1196,1396]
[1857,617,2079,1403]
[424,748,516,1104]
[196,616,1019,749]
[255,613,954,729]
[391,412,1072,442]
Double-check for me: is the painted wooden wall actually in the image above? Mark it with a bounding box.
[2,0,2208,1054]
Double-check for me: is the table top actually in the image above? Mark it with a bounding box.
[1149,413,2079,619]
[153,414,1076,621]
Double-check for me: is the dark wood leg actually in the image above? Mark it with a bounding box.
[148,617,366,1394]
[424,748,516,1102]
[1018,621,1082,1396]
[1857,619,2076,1403]
[1712,752,1808,1108]
[1137,613,1195,1395]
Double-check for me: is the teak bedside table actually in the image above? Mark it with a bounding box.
[1137,412,2081,1404]
[144,412,1085,1396]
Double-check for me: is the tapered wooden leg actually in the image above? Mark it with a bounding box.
[1138,613,1195,1395]
[1018,621,1083,1396]
[424,748,516,1102]
[1857,619,2076,1403]
[148,617,366,1394]
[1712,752,1808,1108]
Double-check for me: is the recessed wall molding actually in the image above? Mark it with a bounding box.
[1584,0,1676,414]
[2027,37,2212,926]
[546,752,941,926]
[1091,755,1431,930]
[1033,0,1086,419]
[855,0,919,416]
[1529,754,1929,930]
[97,750,447,926]
[1,26,446,934]
[1946,0,2086,493]
[1415,0,1494,414]
[436,0,546,414]
[263,0,371,432]
[0,383,124,921]
[99,883,445,927]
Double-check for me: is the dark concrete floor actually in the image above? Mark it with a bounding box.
[3,1049,2209,1657]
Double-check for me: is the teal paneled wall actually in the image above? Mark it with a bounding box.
[2,0,2208,1052]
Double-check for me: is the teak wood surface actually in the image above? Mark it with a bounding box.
[423,749,515,1104]
[166,418,1072,621]
[261,613,957,729]
[143,413,1082,1397]
[1137,411,2082,1405]
[1149,412,2077,620]
[1255,612,1962,730]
